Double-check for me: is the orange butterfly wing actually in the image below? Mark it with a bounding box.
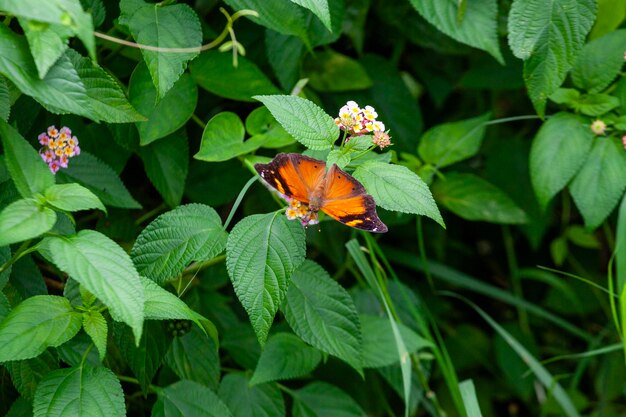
[320,164,388,233]
[254,153,326,203]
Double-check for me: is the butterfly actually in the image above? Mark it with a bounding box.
[254,153,388,233]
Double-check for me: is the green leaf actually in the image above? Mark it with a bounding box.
[152,380,233,417]
[326,149,351,169]
[265,32,305,91]
[432,173,528,224]
[508,0,596,116]
[0,246,11,290]
[0,295,82,362]
[33,365,125,417]
[282,260,363,372]
[549,88,581,105]
[290,0,331,31]
[165,324,220,390]
[291,382,365,417]
[66,49,146,123]
[119,0,201,98]
[191,51,281,102]
[132,204,228,284]
[303,50,371,92]
[219,373,285,417]
[572,30,626,93]
[0,75,9,121]
[245,106,296,149]
[353,162,444,226]
[194,112,266,162]
[115,321,170,395]
[138,130,189,207]
[589,0,626,39]
[571,93,620,116]
[570,137,626,229]
[459,380,484,417]
[0,199,57,247]
[56,152,141,209]
[408,0,502,64]
[417,113,490,168]
[6,397,32,417]
[83,310,107,360]
[226,212,306,346]
[44,183,106,213]
[250,333,322,385]
[20,18,72,79]
[129,63,197,146]
[360,314,431,368]
[254,95,338,150]
[530,113,593,208]
[5,350,58,400]
[0,118,54,198]
[40,230,145,342]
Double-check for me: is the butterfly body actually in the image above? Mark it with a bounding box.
[255,153,387,233]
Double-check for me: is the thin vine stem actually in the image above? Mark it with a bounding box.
[224,175,258,230]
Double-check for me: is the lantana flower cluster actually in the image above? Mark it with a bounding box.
[285,198,318,226]
[334,101,392,149]
[38,126,80,174]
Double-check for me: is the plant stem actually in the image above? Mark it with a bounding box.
[135,203,167,226]
[184,255,226,276]
[0,240,35,275]
[416,217,434,290]
[502,225,529,334]
[191,113,207,129]
[224,176,258,230]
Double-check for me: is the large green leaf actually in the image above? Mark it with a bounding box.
[131,204,228,284]
[291,382,365,417]
[432,173,528,224]
[245,106,296,149]
[0,75,9,121]
[20,18,72,79]
[254,95,338,150]
[226,213,306,345]
[191,51,281,102]
[408,0,502,63]
[152,380,233,417]
[508,0,596,116]
[353,162,444,226]
[303,50,371,92]
[40,230,145,342]
[282,260,363,372]
[56,152,141,209]
[5,350,59,400]
[82,310,107,360]
[529,113,593,208]
[418,113,489,168]
[0,119,54,198]
[0,295,82,362]
[571,29,626,93]
[138,130,189,207]
[265,31,305,91]
[194,112,266,162]
[570,137,626,229]
[44,183,106,213]
[589,0,626,39]
[250,333,322,385]
[119,0,201,98]
[219,373,285,417]
[129,63,197,146]
[290,0,331,31]
[33,365,125,417]
[0,199,57,247]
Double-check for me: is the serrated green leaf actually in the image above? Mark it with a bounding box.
[0,199,57,247]
[353,162,444,226]
[0,295,82,362]
[152,380,233,417]
[138,130,189,207]
[165,324,220,390]
[119,0,201,98]
[254,95,338,150]
[129,63,197,146]
[418,113,489,168]
[56,152,141,209]
[44,183,106,213]
[549,88,581,105]
[326,149,351,169]
[361,314,431,368]
[80,0,105,27]
[0,118,55,198]
[33,365,125,417]
[20,18,72,79]
[115,321,170,395]
[290,0,331,31]
[0,75,9,121]
[530,113,593,208]
[250,333,321,386]
[194,112,266,162]
[303,49,371,92]
[508,0,596,116]
[132,204,228,284]
[219,373,285,417]
[408,0,502,64]
[572,30,626,93]
[571,93,620,117]
[83,310,107,360]
[570,137,626,229]
[432,173,528,224]
[5,350,59,400]
[226,213,306,346]
[282,260,363,372]
[291,382,365,417]
[66,49,146,123]
[40,230,145,342]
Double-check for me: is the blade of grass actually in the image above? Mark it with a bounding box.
[459,379,484,417]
